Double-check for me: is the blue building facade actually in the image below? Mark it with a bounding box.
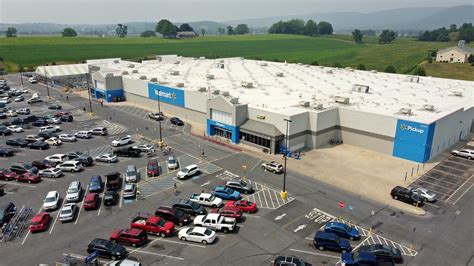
[91,87,124,102]
[392,119,436,163]
[206,119,240,144]
[148,83,185,107]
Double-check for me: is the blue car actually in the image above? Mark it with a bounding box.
[212,185,241,200]
[313,231,352,253]
[324,222,360,240]
[89,175,103,192]
[342,251,395,265]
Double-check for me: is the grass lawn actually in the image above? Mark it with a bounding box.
[0,34,472,80]
[422,61,474,81]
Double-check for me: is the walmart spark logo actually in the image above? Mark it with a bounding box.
[155,89,177,100]
[399,124,424,134]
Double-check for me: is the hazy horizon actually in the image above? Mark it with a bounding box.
[0,0,472,24]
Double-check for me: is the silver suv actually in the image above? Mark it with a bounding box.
[225,179,254,194]
[451,149,474,160]
[125,165,138,183]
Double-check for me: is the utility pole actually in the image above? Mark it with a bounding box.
[44,67,50,100]
[280,118,291,200]
[157,89,163,147]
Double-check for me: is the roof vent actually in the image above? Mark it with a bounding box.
[423,104,435,111]
[230,98,239,104]
[452,90,463,97]
[405,76,420,83]
[122,71,129,75]
[260,62,268,66]
[352,84,370,93]
[335,96,350,104]
[158,80,168,85]
[105,73,114,77]
[150,78,157,82]
[326,69,334,74]
[170,70,179,76]
[370,70,377,73]
[198,87,207,92]
[217,63,225,69]
[222,91,230,97]
[219,59,225,63]
[174,61,181,65]
[399,108,412,115]
[212,90,220,95]
[299,101,310,107]
[132,69,138,74]
[276,72,284,77]
[113,60,119,63]
[313,103,324,110]
[127,64,135,68]
[176,82,184,88]
[241,81,253,88]
[206,74,214,80]
[199,56,206,60]
[139,76,147,80]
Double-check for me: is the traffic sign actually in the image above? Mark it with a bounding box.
[348,205,353,211]
[242,164,247,169]
[338,201,345,208]
[84,251,98,264]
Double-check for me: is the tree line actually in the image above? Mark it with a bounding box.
[268,19,333,35]
[418,23,474,43]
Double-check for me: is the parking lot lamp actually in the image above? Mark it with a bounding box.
[44,67,50,100]
[280,118,292,200]
[85,71,94,117]
[157,89,163,146]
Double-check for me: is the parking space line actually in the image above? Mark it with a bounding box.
[50,200,67,234]
[423,174,463,186]
[267,188,275,209]
[1,182,36,188]
[129,249,185,260]
[273,189,282,207]
[75,185,88,224]
[288,248,340,259]
[151,237,207,248]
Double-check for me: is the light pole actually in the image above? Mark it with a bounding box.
[44,66,50,100]
[281,118,292,200]
[410,227,416,251]
[157,89,163,147]
[85,72,93,116]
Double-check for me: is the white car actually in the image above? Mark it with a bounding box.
[178,227,216,245]
[167,155,179,170]
[95,153,118,163]
[20,89,29,94]
[177,164,200,180]
[7,125,23,133]
[39,168,63,178]
[28,77,37,83]
[451,149,474,160]
[5,110,17,117]
[14,96,24,102]
[408,186,437,202]
[111,135,132,147]
[39,125,61,133]
[42,191,60,211]
[132,144,155,153]
[45,154,67,163]
[59,203,77,222]
[45,137,62,146]
[123,183,137,198]
[59,134,77,142]
[16,108,30,115]
[109,259,141,266]
[47,117,62,124]
[74,131,92,139]
[0,97,11,104]
[65,181,82,202]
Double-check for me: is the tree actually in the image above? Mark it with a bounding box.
[217,28,225,35]
[352,29,363,43]
[412,66,426,76]
[449,24,457,32]
[201,28,205,36]
[458,23,474,43]
[116,24,128,38]
[179,23,194,32]
[5,27,17,37]
[357,64,366,70]
[378,29,396,44]
[310,60,319,66]
[227,26,234,35]
[333,62,342,68]
[468,54,474,63]
[384,65,397,73]
[317,21,333,35]
[141,30,156,37]
[234,24,250,35]
[156,19,178,38]
[304,20,318,36]
[61,27,77,37]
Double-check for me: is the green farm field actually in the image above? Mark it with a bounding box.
[0,34,472,80]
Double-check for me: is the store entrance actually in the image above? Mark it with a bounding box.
[214,127,232,140]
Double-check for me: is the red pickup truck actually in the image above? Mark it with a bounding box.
[130,213,175,237]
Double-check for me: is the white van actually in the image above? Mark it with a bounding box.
[57,161,84,172]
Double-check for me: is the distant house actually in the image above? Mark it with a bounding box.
[436,40,473,63]
[176,31,197,38]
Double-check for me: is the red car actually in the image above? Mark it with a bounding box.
[84,193,100,210]
[211,207,243,221]
[16,173,41,183]
[147,159,159,177]
[54,111,71,118]
[0,169,17,181]
[130,214,175,237]
[110,228,148,247]
[29,212,51,233]
[225,200,257,213]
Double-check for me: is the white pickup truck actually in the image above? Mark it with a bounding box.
[189,193,223,208]
[193,213,236,233]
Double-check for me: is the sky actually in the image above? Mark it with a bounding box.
[0,0,472,24]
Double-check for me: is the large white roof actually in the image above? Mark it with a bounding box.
[36,64,88,78]
[89,56,474,124]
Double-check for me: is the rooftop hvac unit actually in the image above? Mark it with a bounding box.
[335,96,350,104]
[370,70,377,73]
[452,90,463,97]
[405,76,420,83]
[276,72,284,77]
[230,97,239,104]
[206,74,214,80]
[105,73,114,77]
[139,76,147,80]
[170,70,179,76]
[127,64,135,68]
[423,104,435,111]
[352,84,370,93]
[132,69,138,74]
[313,104,324,110]
[260,62,268,66]
[199,57,206,60]
[113,60,119,63]
[299,101,310,107]
[176,82,184,87]
[156,56,162,62]
[217,63,225,69]
[399,108,412,115]
[219,59,224,63]
[150,78,157,82]
[222,91,230,97]
[241,81,253,88]
[326,69,334,74]
[198,87,207,92]
[122,71,129,75]
[174,61,181,65]
[212,90,220,95]
[158,80,168,85]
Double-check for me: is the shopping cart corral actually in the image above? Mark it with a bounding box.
[1,205,33,242]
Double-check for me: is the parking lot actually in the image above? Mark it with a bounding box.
[0,75,428,265]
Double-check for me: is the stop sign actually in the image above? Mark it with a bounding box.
[338,201,345,208]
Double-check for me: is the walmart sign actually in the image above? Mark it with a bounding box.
[393,119,436,163]
[148,83,185,107]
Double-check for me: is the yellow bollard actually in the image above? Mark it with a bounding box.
[280,191,288,200]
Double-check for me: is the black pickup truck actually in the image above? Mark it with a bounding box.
[113,147,141,158]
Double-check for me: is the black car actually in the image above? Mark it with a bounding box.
[113,147,141,158]
[11,118,28,125]
[48,104,62,110]
[6,138,28,147]
[32,160,56,170]
[10,163,38,174]
[0,126,12,136]
[87,238,128,260]
[155,206,191,226]
[60,115,73,122]
[0,202,16,228]
[71,155,94,167]
[38,131,58,139]
[65,151,85,159]
[390,186,423,206]
[25,115,39,123]
[1,121,12,127]
[27,141,49,150]
[359,244,404,264]
[0,147,14,157]
[172,199,206,216]
[274,256,312,266]
[32,119,48,127]
[0,113,6,119]
[170,117,184,126]
[103,191,119,206]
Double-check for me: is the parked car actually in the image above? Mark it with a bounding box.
[111,135,133,147]
[14,95,24,102]
[130,213,174,238]
[44,137,62,146]
[125,165,138,183]
[39,125,61,133]
[212,186,241,200]
[225,179,254,194]
[358,244,404,264]
[0,113,5,119]
[71,155,94,167]
[113,147,141,157]
[59,203,77,222]
[66,150,87,160]
[261,161,284,173]
[177,164,200,180]
[95,153,118,163]
[28,77,37,83]
[104,190,119,206]
[451,148,474,160]
[46,117,62,124]
[74,130,92,139]
[0,147,14,157]
[90,127,108,136]
[123,183,137,198]
[38,131,58,139]
[32,119,48,127]
[45,154,67,164]
[89,175,103,193]
[27,141,49,150]
[60,115,74,122]
[5,110,17,117]
[16,172,41,183]
[29,212,51,233]
[25,115,39,122]
[7,125,23,133]
[6,138,28,148]
[273,256,311,266]
[190,193,223,208]
[193,213,237,233]
[32,160,56,170]
[407,186,436,202]
[210,207,243,221]
[110,228,148,247]
[172,199,206,216]
[42,191,60,211]
[155,206,191,226]
[324,222,360,241]
[170,117,184,126]
[84,193,100,210]
[0,126,12,136]
[167,155,178,170]
[58,134,77,142]
[10,162,38,174]
[87,238,128,260]
[11,118,28,125]
[178,227,216,244]
[132,144,154,153]
[56,161,84,172]
[65,181,82,202]
[27,97,42,104]
[390,186,424,206]
[105,172,121,190]
[313,231,352,253]
[0,168,18,181]
[38,168,63,178]
[16,108,30,115]
[48,103,62,110]
[147,159,159,177]
[225,200,257,213]
[0,202,16,228]
[25,135,44,143]
[148,112,164,121]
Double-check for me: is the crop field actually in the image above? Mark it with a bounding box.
[0,34,472,80]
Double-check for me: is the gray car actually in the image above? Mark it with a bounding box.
[59,203,77,222]
[225,179,254,194]
[167,155,178,170]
